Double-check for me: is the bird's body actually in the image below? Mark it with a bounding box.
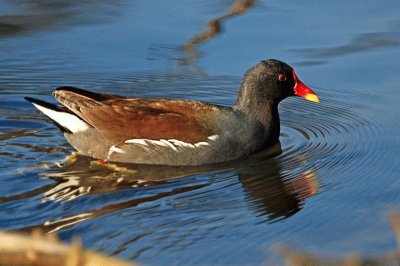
[26,59,319,166]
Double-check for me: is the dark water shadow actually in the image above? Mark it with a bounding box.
[291,32,400,58]
[0,0,123,37]
[8,143,319,234]
[290,31,400,66]
[181,0,256,65]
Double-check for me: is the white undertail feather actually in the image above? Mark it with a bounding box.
[32,103,90,133]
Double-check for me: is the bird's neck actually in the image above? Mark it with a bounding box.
[233,98,280,145]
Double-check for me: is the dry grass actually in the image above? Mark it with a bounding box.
[0,229,135,266]
[273,211,400,266]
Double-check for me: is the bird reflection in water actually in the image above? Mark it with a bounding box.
[22,142,320,233]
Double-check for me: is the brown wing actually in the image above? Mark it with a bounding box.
[53,87,217,144]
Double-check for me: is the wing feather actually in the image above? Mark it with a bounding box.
[53,87,218,144]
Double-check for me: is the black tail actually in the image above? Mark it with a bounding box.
[25,97,66,112]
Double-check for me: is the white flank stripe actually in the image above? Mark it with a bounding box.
[124,135,219,152]
[125,139,148,146]
[109,145,126,154]
[159,139,178,151]
[33,103,89,133]
[107,145,126,158]
[168,139,195,149]
[150,140,170,148]
[208,135,219,141]
[194,142,210,148]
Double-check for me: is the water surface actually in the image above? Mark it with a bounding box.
[1,1,400,265]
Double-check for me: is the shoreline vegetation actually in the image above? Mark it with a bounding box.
[0,230,135,266]
[1,212,400,265]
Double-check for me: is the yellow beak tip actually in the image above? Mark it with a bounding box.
[304,94,320,103]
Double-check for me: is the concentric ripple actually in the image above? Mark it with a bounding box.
[279,88,381,181]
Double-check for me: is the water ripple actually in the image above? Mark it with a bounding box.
[1,71,393,264]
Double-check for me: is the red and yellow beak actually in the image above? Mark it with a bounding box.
[292,69,319,103]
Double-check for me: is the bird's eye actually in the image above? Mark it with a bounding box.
[278,74,287,82]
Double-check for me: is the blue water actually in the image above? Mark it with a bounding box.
[1,1,400,265]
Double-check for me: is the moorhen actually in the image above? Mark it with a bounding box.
[25,59,319,165]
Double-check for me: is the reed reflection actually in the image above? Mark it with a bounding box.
[181,0,256,64]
